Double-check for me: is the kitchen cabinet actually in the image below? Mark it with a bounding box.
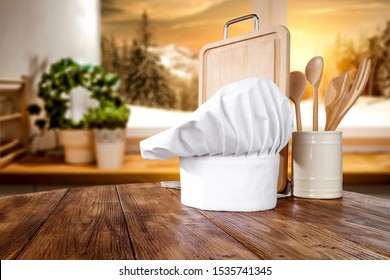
[0,76,29,168]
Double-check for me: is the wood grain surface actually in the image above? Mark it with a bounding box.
[117,184,259,260]
[0,182,389,260]
[18,186,134,260]
[0,188,67,259]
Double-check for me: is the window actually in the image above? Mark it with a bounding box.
[100,0,254,143]
[288,0,390,151]
[101,0,390,152]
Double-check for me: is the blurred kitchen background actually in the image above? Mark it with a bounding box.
[0,0,389,197]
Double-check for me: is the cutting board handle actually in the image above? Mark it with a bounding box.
[223,14,259,39]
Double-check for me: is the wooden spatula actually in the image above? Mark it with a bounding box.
[327,58,371,131]
[324,73,349,131]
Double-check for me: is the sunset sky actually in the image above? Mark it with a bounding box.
[101,0,390,70]
[101,0,253,50]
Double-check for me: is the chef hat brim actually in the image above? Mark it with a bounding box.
[180,155,280,212]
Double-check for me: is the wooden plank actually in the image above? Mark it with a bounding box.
[342,153,390,176]
[18,186,134,260]
[201,196,390,260]
[0,154,179,175]
[0,189,68,259]
[1,153,389,185]
[0,113,22,122]
[0,87,23,94]
[0,78,25,85]
[0,75,29,170]
[20,75,29,149]
[117,183,259,260]
[0,139,21,153]
[342,153,390,185]
[341,191,390,214]
[274,192,390,255]
[169,188,390,259]
[343,137,390,151]
[0,154,180,184]
[0,147,26,168]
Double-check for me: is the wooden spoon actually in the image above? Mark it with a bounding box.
[305,56,324,131]
[324,72,349,131]
[290,71,307,132]
[328,58,371,131]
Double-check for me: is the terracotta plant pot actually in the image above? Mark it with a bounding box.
[94,128,125,169]
[59,129,95,164]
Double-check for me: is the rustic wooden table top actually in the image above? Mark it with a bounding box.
[1,182,389,260]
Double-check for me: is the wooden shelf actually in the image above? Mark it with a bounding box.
[0,76,29,169]
[0,139,21,154]
[0,147,27,169]
[0,152,389,185]
[0,87,23,94]
[0,153,180,184]
[0,113,22,122]
[0,78,24,85]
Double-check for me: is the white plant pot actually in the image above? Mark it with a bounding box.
[94,128,126,169]
[59,129,95,164]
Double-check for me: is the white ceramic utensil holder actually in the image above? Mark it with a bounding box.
[292,131,343,199]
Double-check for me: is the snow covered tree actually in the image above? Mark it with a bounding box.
[328,20,390,97]
[122,11,177,108]
[123,40,175,108]
[139,10,153,49]
[101,36,121,76]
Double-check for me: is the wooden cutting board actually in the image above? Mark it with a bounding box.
[198,23,291,193]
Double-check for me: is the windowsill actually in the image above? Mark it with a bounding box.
[0,153,180,185]
[125,98,390,153]
[0,152,389,186]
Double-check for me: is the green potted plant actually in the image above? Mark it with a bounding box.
[27,58,122,164]
[84,100,130,169]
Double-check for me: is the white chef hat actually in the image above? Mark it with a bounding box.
[140,77,294,212]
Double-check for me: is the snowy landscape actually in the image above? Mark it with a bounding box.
[150,44,199,80]
[127,43,390,146]
[127,96,390,142]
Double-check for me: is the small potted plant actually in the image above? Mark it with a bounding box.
[28,58,121,164]
[84,100,130,169]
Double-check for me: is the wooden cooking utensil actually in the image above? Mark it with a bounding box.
[324,72,349,131]
[305,56,324,131]
[290,71,307,132]
[328,58,371,131]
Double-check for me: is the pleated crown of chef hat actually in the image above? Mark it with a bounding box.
[140,77,294,212]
